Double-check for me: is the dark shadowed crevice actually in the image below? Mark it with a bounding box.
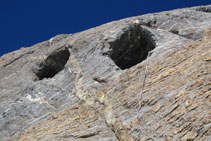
[104,25,156,70]
[33,48,70,80]
[77,132,99,138]
[195,7,211,13]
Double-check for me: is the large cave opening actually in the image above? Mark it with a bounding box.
[106,25,156,70]
[33,48,70,80]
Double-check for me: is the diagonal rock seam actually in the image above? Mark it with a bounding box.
[68,51,120,140]
[69,50,134,140]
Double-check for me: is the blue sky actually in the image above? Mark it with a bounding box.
[0,0,210,56]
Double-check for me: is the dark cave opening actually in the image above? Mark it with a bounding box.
[106,25,156,70]
[33,48,70,80]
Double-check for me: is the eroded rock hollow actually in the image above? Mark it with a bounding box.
[105,25,155,69]
[32,48,70,80]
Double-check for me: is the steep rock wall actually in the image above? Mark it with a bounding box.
[0,5,211,141]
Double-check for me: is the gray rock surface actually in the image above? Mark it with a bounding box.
[0,5,211,141]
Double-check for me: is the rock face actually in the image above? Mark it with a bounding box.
[0,5,211,141]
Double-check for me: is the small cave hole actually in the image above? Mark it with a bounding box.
[33,48,70,80]
[105,25,156,70]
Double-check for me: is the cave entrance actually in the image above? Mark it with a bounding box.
[34,48,70,80]
[107,25,155,70]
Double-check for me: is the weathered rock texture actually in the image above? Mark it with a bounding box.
[0,5,211,141]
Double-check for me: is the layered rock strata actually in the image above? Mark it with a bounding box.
[0,5,211,141]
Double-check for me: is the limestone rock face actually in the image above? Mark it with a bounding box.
[0,5,211,141]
